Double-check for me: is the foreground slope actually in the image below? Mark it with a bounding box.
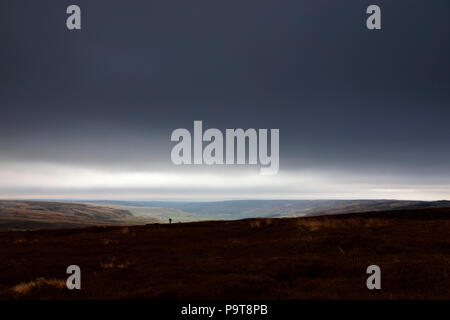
[0,208,449,299]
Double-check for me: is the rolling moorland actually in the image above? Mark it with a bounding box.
[0,201,158,231]
[1,199,450,229]
[0,207,449,299]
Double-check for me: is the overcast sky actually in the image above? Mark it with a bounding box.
[0,1,449,200]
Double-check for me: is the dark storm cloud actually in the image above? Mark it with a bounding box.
[0,0,449,175]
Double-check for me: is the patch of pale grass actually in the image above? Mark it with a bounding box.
[102,238,118,245]
[249,220,261,228]
[100,257,130,269]
[249,218,273,228]
[295,218,390,231]
[12,277,66,294]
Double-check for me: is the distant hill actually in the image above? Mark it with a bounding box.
[86,199,450,221]
[0,201,157,231]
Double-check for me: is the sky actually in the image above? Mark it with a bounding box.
[0,0,449,200]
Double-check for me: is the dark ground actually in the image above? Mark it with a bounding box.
[0,208,449,299]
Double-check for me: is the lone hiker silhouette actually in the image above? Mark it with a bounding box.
[169,218,172,224]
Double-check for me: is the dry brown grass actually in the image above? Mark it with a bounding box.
[102,238,118,245]
[12,277,66,294]
[249,220,261,228]
[248,218,273,228]
[100,257,130,269]
[295,217,390,231]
